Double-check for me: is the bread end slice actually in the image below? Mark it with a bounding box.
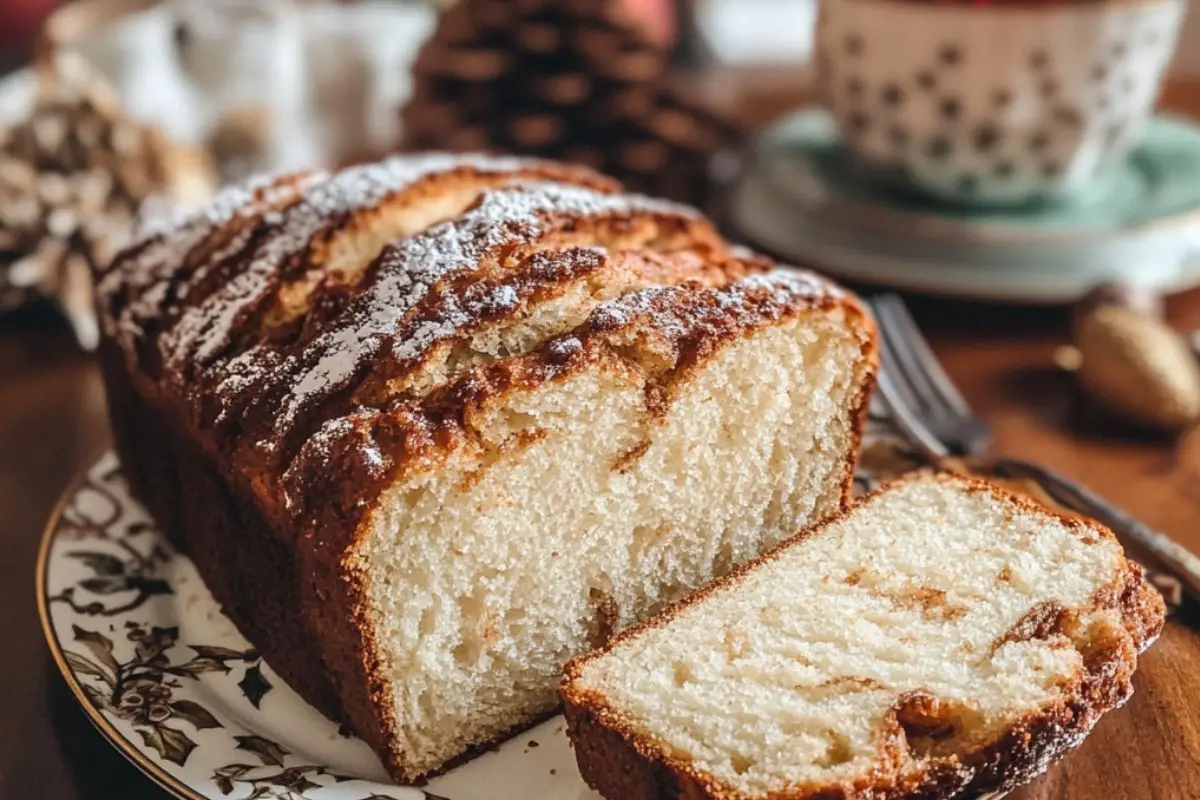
[561,473,1164,800]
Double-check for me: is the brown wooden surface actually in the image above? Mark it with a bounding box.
[3,70,1200,799]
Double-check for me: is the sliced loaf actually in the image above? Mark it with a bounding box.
[95,153,878,782]
[562,473,1165,800]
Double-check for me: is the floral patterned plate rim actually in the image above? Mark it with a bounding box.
[39,445,1006,800]
[37,452,597,800]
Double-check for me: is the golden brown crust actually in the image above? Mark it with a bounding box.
[100,157,615,374]
[96,170,323,342]
[283,270,872,784]
[560,472,1165,800]
[95,153,877,785]
[827,293,876,510]
[279,272,861,531]
[203,183,734,529]
[98,337,347,720]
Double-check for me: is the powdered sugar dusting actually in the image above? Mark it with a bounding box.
[589,268,833,338]
[526,247,607,280]
[282,408,396,511]
[549,336,584,358]
[284,414,362,510]
[739,268,836,301]
[282,260,840,492]
[163,153,551,370]
[214,358,259,402]
[97,170,329,342]
[130,172,302,246]
[591,286,680,333]
[486,284,520,310]
[263,182,695,444]
[388,280,525,367]
[304,414,356,455]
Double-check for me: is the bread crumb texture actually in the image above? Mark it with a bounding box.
[564,475,1162,799]
[96,153,878,783]
[359,314,866,777]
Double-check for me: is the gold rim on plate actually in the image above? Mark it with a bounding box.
[36,463,208,800]
[36,459,1013,800]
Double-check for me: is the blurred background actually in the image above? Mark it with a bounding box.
[3,1,1199,73]
[5,0,1200,407]
[4,0,1199,75]
[7,6,1200,799]
[0,1,844,74]
[4,0,1200,352]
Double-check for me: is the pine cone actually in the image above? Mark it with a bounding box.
[0,59,216,346]
[401,0,741,205]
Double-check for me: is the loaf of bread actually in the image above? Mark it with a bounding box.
[94,153,877,783]
[561,473,1164,800]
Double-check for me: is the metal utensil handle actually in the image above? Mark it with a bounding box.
[991,457,1200,601]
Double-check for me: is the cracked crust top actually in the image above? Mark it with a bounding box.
[96,153,860,540]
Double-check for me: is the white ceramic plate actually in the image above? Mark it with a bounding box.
[732,171,1200,303]
[38,452,600,800]
[730,110,1200,303]
[42,427,1013,800]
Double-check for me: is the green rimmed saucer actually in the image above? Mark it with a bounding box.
[730,109,1200,303]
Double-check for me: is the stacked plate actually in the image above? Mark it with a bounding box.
[730,110,1200,303]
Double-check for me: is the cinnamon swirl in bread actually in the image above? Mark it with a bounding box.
[94,153,877,783]
[562,473,1163,800]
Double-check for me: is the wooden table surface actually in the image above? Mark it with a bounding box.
[4,71,1200,799]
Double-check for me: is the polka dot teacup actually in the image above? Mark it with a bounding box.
[815,0,1187,205]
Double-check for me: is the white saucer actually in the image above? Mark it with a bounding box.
[729,110,1200,303]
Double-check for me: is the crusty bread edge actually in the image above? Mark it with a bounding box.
[836,295,877,510]
[560,472,1166,800]
[332,290,879,784]
[96,151,880,784]
[98,336,349,720]
[94,160,634,781]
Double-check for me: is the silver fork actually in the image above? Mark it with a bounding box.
[866,293,1200,604]
[869,294,990,458]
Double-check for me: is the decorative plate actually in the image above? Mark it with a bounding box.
[729,109,1200,303]
[38,453,598,800]
[39,428,984,800]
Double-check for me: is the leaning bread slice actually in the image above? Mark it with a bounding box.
[562,473,1165,800]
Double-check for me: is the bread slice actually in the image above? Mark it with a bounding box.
[561,473,1165,800]
[95,154,878,783]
